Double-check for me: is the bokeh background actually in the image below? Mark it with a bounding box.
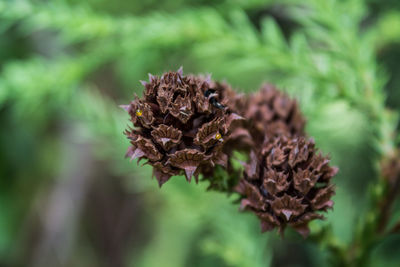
[1,0,400,266]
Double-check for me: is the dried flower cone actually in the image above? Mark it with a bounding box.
[235,135,338,237]
[245,84,306,143]
[122,68,243,186]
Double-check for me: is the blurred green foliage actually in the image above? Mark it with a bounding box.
[0,0,399,266]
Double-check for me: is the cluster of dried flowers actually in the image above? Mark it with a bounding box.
[121,68,243,186]
[122,68,337,237]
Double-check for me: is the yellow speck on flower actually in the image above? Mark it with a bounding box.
[215,132,222,140]
[136,109,143,116]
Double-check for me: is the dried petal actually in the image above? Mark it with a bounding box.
[194,118,224,149]
[169,95,193,123]
[257,212,279,232]
[245,151,259,179]
[235,179,266,210]
[177,66,183,76]
[156,88,173,113]
[288,138,314,167]
[263,168,290,195]
[265,147,287,166]
[153,168,172,187]
[151,162,180,187]
[129,97,155,128]
[271,194,307,221]
[194,91,211,113]
[293,169,319,194]
[311,185,335,210]
[167,149,207,182]
[224,113,245,133]
[130,136,162,161]
[151,125,182,151]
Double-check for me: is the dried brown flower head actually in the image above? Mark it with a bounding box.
[122,68,243,186]
[235,135,338,237]
[244,84,306,143]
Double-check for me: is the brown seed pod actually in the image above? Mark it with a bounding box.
[240,84,306,144]
[235,135,338,237]
[122,68,243,186]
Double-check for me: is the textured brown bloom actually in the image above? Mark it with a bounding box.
[235,135,338,237]
[122,68,243,186]
[241,84,306,144]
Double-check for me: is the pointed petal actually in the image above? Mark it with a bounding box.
[130,148,145,161]
[177,66,183,76]
[282,210,293,221]
[119,105,130,112]
[226,113,244,130]
[205,73,212,85]
[125,146,134,158]
[160,138,170,145]
[239,199,252,210]
[184,166,197,182]
[148,73,155,82]
[153,169,172,188]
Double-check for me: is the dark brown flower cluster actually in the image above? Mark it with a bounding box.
[121,68,242,186]
[228,84,337,237]
[235,136,338,237]
[122,68,337,237]
[239,84,306,143]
